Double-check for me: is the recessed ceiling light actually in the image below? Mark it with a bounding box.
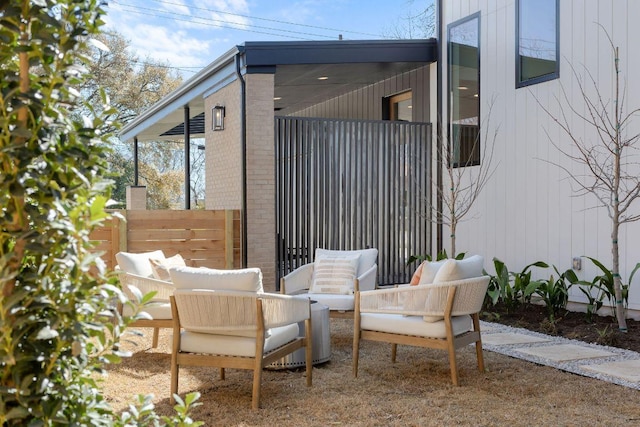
[407,105,413,109]
[473,93,479,97]
[458,86,468,90]
[274,97,282,100]
[317,76,329,80]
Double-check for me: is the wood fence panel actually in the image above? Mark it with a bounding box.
[89,209,240,271]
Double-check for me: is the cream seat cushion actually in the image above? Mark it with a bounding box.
[315,248,378,277]
[309,254,360,294]
[361,313,472,339]
[417,259,448,285]
[116,250,166,278]
[179,323,299,357]
[170,266,263,293]
[150,254,186,281]
[122,301,172,320]
[432,255,484,283]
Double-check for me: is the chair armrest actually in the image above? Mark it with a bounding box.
[357,276,490,317]
[261,294,311,328]
[280,263,314,295]
[122,273,175,301]
[423,276,490,316]
[356,264,377,292]
[173,290,310,331]
[358,285,434,316]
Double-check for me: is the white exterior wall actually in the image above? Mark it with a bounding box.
[441,0,640,314]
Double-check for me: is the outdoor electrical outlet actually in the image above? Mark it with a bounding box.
[572,257,582,271]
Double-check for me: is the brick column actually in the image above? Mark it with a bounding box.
[244,73,276,291]
[126,186,147,210]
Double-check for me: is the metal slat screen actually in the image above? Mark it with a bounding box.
[275,117,432,287]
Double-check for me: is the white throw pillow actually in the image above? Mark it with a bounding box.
[169,266,264,293]
[417,259,448,285]
[116,250,166,277]
[314,248,377,277]
[432,255,485,283]
[309,255,360,294]
[149,254,186,281]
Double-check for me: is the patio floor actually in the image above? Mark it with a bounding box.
[481,321,640,390]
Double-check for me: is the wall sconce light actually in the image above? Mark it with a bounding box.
[212,105,225,131]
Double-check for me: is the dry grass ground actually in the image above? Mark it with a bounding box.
[104,319,640,426]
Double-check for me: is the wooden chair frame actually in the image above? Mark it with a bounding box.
[353,277,489,386]
[119,272,175,348]
[170,293,312,410]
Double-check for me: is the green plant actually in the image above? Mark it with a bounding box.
[116,393,204,427]
[484,258,548,312]
[0,1,199,424]
[525,267,578,323]
[485,258,512,308]
[582,256,640,318]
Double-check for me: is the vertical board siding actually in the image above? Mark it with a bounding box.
[293,66,431,123]
[442,0,640,311]
[276,117,432,286]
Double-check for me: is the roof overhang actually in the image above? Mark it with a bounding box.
[119,39,437,142]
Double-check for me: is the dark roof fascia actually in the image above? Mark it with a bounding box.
[119,46,240,142]
[241,39,437,70]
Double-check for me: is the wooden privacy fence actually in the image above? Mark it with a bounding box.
[91,209,241,271]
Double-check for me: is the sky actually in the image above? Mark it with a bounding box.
[103,0,434,78]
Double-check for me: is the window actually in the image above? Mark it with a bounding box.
[516,0,559,87]
[390,91,412,122]
[383,91,413,122]
[448,13,480,168]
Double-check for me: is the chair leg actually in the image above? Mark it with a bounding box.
[305,319,312,387]
[152,327,160,348]
[220,368,225,380]
[170,359,178,404]
[352,333,360,378]
[391,344,397,363]
[447,341,459,386]
[472,314,485,372]
[252,362,262,410]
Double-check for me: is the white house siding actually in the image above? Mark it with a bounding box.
[441,0,640,314]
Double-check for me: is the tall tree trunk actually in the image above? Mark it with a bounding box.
[612,46,627,332]
[450,217,457,257]
[612,220,627,331]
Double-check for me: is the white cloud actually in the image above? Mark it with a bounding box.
[119,23,212,69]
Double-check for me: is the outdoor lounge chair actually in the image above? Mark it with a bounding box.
[280,248,378,319]
[353,256,490,386]
[168,266,312,410]
[115,250,182,348]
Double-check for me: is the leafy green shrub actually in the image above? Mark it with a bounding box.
[0,1,199,424]
[580,257,640,318]
[484,258,548,312]
[524,266,578,323]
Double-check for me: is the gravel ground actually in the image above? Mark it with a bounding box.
[481,321,640,390]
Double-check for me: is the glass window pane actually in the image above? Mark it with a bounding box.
[517,0,558,86]
[448,14,480,167]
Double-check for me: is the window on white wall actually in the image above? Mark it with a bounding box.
[516,0,559,87]
[448,12,480,168]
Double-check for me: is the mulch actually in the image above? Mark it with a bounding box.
[103,317,640,426]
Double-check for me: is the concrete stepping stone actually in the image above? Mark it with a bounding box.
[580,359,640,382]
[514,343,616,362]
[482,332,551,346]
